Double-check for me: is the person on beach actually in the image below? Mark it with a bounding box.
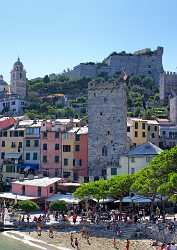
[86,231,91,245]
[37,224,42,238]
[49,226,54,238]
[160,243,166,249]
[73,214,77,224]
[70,233,75,247]
[125,239,130,250]
[113,237,116,248]
[75,237,79,250]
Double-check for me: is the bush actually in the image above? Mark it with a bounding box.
[18,200,39,212]
[49,200,67,212]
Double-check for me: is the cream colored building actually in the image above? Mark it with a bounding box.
[127,118,159,147]
[107,142,162,179]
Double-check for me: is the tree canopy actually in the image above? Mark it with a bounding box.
[49,200,67,212]
[18,200,39,212]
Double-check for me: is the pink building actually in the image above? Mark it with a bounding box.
[73,126,88,181]
[40,121,62,177]
[12,177,61,198]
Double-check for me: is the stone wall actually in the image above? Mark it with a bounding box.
[160,72,177,103]
[88,78,127,178]
[66,47,164,84]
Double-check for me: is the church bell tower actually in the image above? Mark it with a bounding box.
[10,58,27,97]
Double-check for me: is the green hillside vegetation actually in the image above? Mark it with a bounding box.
[25,73,167,119]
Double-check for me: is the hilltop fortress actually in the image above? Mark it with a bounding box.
[66,46,164,84]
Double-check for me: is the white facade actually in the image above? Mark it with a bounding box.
[0,95,26,114]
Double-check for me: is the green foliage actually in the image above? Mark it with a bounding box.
[108,175,134,199]
[131,146,177,201]
[18,200,39,212]
[74,179,109,201]
[49,200,67,212]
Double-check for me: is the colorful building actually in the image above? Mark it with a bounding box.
[12,177,61,198]
[127,118,159,147]
[107,142,162,178]
[73,126,88,182]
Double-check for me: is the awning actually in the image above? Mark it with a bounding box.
[17,163,39,170]
[47,193,80,204]
[0,192,38,201]
[5,153,22,159]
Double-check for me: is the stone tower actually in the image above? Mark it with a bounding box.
[10,58,27,97]
[88,77,127,178]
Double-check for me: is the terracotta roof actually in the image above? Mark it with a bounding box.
[0,117,16,130]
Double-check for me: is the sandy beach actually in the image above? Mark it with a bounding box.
[22,230,156,250]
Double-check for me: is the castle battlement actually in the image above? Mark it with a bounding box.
[66,46,164,85]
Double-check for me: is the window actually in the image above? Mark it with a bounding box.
[26,153,30,160]
[14,131,19,137]
[43,143,47,150]
[146,156,152,162]
[75,145,80,152]
[162,131,166,136]
[148,126,150,131]
[55,144,59,150]
[100,112,103,116]
[142,132,146,138]
[26,140,30,147]
[22,185,25,195]
[131,168,135,174]
[135,131,138,137]
[1,152,5,159]
[73,159,82,167]
[154,126,157,131]
[55,156,59,163]
[75,134,80,141]
[55,131,59,138]
[131,157,135,163]
[142,123,145,130]
[64,158,68,166]
[107,131,110,135]
[19,131,24,137]
[43,131,47,139]
[151,133,155,138]
[63,172,70,178]
[148,71,152,74]
[135,122,138,129]
[11,101,15,105]
[37,187,41,197]
[18,142,22,148]
[127,126,130,132]
[34,140,39,147]
[3,131,7,137]
[49,186,53,193]
[11,142,16,148]
[43,155,47,163]
[63,133,68,140]
[2,141,5,147]
[102,146,108,156]
[111,168,117,176]
[33,152,38,160]
[63,145,71,152]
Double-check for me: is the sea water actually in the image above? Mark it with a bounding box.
[0,233,39,250]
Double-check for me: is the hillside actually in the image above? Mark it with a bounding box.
[25,74,168,119]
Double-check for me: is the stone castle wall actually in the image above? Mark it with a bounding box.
[88,78,127,178]
[160,71,177,103]
[66,47,164,84]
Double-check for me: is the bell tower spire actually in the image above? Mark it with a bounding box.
[10,58,27,97]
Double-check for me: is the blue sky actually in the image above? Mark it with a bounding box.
[0,0,177,81]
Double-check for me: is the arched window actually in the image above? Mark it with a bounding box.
[102,146,108,156]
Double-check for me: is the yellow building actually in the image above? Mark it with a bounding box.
[127,118,159,146]
[0,126,25,183]
[61,128,78,181]
[107,142,162,179]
